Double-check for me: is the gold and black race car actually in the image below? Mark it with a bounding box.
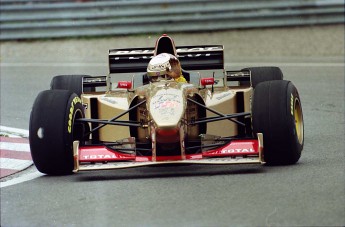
[29,34,304,175]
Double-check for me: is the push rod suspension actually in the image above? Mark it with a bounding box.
[87,99,146,135]
[187,98,246,126]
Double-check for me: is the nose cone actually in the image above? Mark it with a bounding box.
[149,87,184,128]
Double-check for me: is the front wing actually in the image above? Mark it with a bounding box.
[73,134,264,172]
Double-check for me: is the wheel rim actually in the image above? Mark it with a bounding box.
[294,98,304,144]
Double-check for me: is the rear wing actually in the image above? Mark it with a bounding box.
[108,45,224,74]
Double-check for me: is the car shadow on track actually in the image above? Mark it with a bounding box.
[37,161,305,184]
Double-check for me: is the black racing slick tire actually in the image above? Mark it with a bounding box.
[50,75,94,96]
[29,90,85,175]
[252,80,304,165]
[242,67,283,88]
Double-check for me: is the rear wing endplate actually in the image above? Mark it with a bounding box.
[108,45,224,74]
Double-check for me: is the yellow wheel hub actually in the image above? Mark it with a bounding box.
[294,99,304,144]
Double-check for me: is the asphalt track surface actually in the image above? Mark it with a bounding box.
[1,25,344,226]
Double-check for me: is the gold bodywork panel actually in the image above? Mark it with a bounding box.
[82,91,131,142]
[203,86,252,137]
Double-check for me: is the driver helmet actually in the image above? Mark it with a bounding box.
[147,53,182,82]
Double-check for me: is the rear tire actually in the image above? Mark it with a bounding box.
[242,67,283,88]
[252,80,304,165]
[29,90,85,175]
[50,75,94,96]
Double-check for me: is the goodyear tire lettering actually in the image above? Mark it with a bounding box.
[68,96,82,133]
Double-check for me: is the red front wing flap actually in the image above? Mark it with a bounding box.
[73,134,264,172]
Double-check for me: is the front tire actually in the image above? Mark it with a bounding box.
[29,90,85,175]
[252,80,304,165]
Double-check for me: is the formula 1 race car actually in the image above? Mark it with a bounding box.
[29,34,304,175]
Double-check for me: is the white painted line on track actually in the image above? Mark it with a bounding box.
[226,62,345,67]
[0,126,29,137]
[0,171,44,188]
[1,62,344,67]
[0,158,32,170]
[0,62,106,67]
[0,142,30,152]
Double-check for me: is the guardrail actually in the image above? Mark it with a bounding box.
[0,0,344,40]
